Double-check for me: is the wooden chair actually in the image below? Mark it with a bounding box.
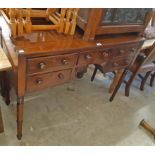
[109,40,155,102]
[1,8,79,38]
[124,45,155,96]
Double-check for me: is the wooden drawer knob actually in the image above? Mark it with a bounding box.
[85,54,92,60]
[119,49,125,54]
[61,59,69,65]
[102,52,109,57]
[58,73,64,80]
[113,62,119,67]
[36,78,43,84]
[38,62,46,70]
[125,60,130,64]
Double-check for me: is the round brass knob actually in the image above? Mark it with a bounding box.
[85,54,92,60]
[58,73,64,80]
[38,62,46,70]
[36,78,43,84]
[61,59,69,65]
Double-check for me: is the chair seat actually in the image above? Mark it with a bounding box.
[0,47,12,72]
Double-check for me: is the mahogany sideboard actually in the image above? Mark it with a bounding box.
[0,15,145,139]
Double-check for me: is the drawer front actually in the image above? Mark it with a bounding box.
[78,43,140,66]
[27,69,72,92]
[101,58,130,72]
[27,53,78,75]
[78,50,109,66]
[111,43,140,59]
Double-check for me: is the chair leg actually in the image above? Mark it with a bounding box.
[125,71,139,97]
[91,66,98,82]
[150,72,155,87]
[140,71,152,91]
[109,68,128,102]
[109,69,124,93]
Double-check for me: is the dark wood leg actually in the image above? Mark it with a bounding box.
[0,107,4,133]
[17,96,24,140]
[125,71,138,97]
[91,66,98,82]
[0,71,10,105]
[4,71,10,105]
[109,68,128,102]
[150,72,155,87]
[140,71,152,91]
[109,69,124,93]
[77,68,87,79]
[0,72,5,98]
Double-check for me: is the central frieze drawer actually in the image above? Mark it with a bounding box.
[27,69,72,92]
[78,50,107,66]
[27,53,78,75]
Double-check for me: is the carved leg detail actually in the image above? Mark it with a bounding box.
[140,71,152,91]
[109,68,128,102]
[17,97,24,140]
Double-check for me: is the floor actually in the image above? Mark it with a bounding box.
[0,66,155,146]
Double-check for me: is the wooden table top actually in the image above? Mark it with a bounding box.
[0,14,145,69]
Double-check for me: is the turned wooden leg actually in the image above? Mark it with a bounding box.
[17,96,24,140]
[91,66,98,82]
[109,69,124,93]
[140,71,152,91]
[150,72,155,87]
[109,68,128,102]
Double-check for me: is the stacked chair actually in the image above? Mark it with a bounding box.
[1,8,79,38]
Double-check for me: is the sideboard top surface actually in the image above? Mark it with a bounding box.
[0,15,145,68]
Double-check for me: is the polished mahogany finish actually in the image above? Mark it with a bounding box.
[0,14,145,139]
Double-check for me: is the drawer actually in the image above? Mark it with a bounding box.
[111,44,140,59]
[26,69,73,92]
[27,53,78,75]
[101,58,131,72]
[78,50,109,66]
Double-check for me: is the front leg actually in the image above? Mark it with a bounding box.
[17,96,24,140]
